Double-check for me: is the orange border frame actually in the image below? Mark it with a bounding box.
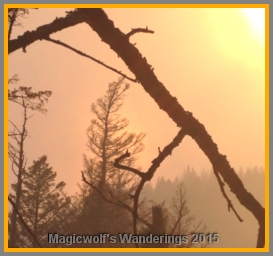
[4,4,269,252]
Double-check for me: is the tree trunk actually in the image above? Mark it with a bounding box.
[9,105,27,247]
[151,206,167,248]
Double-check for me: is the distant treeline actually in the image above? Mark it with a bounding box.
[141,166,264,248]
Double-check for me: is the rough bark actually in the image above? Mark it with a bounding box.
[8,9,83,54]
[8,8,265,247]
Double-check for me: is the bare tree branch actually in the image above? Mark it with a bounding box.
[77,8,265,247]
[8,9,19,41]
[114,151,145,177]
[9,9,84,54]
[126,27,154,39]
[214,170,243,222]
[114,128,186,247]
[44,36,137,83]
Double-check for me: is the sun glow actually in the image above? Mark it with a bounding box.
[241,8,265,46]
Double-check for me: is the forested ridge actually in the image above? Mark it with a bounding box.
[142,166,264,248]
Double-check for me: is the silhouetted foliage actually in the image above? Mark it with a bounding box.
[9,156,71,247]
[70,77,145,247]
[8,76,52,248]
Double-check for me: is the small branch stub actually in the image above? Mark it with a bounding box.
[126,27,154,39]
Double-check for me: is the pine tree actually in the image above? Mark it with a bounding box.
[85,76,145,189]
[8,80,52,248]
[74,77,145,247]
[9,156,71,247]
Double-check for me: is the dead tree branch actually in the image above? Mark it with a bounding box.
[44,36,137,83]
[126,27,154,39]
[8,9,83,54]
[114,128,186,247]
[77,8,265,248]
[214,170,243,222]
[113,151,145,177]
[8,9,19,41]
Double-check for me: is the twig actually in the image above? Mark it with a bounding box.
[170,208,183,236]
[8,9,19,42]
[146,128,186,180]
[81,172,152,230]
[126,27,154,38]
[114,151,145,178]
[213,170,243,222]
[44,36,137,83]
[8,196,41,248]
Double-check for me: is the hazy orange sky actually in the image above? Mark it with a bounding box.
[8,7,265,193]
